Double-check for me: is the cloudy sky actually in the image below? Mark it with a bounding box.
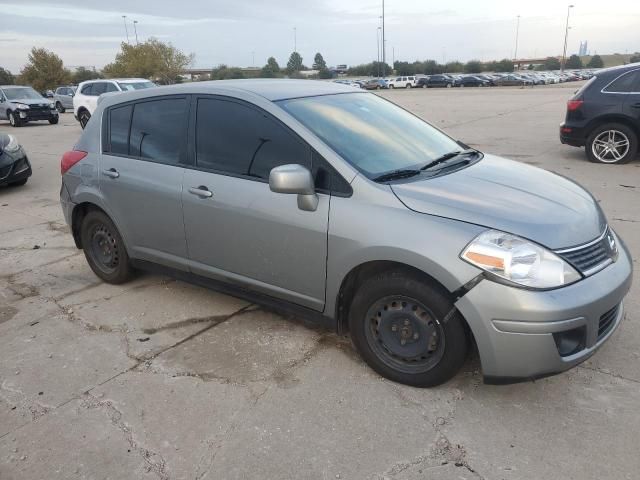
[2,0,639,73]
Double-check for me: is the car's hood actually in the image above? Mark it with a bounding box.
[12,98,51,106]
[391,154,606,249]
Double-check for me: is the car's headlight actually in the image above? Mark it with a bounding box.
[461,230,581,289]
[15,103,30,110]
[3,134,21,153]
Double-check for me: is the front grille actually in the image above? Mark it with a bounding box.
[598,304,620,339]
[557,228,616,275]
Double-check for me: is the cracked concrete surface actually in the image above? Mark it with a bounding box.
[1,85,639,479]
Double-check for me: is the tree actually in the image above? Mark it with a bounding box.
[587,55,604,68]
[103,38,193,85]
[286,51,303,74]
[210,65,245,80]
[0,67,14,85]
[19,48,70,91]
[313,53,327,70]
[565,54,583,69]
[444,61,464,73]
[260,57,281,78]
[72,67,102,84]
[631,53,640,64]
[421,60,443,75]
[544,57,561,70]
[464,60,483,73]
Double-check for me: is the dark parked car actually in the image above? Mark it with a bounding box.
[493,75,533,87]
[455,76,490,87]
[364,79,389,90]
[424,75,455,88]
[560,63,640,164]
[0,133,31,187]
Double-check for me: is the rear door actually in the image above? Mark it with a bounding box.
[100,95,190,270]
[182,96,330,310]
[619,69,640,131]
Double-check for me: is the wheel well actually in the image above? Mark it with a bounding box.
[336,261,455,334]
[586,116,639,139]
[71,202,105,249]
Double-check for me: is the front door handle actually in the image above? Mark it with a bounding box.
[188,186,213,198]
[102,168,119,179]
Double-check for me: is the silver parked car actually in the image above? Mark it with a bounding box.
[59,80,632,387]
[0,85,59,127]
[53,86,77,113]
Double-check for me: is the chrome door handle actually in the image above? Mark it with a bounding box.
[102,168,119,179]
[188,186,213,198]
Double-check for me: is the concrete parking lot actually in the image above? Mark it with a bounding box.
[0,83,638,480]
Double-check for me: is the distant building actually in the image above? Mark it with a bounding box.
[578,41,588,57]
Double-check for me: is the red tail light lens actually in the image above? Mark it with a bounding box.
[61,150,88,175]
[567,100,584,111]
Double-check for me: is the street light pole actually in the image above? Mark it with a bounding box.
[561,5,574,72]
[381,0,386,72]
[513,15,520,70]
[294,27,297,53]
[377,27,382,77]
[122,15,129,44]
[133,20,139,45]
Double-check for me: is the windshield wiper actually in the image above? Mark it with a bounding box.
[420,149,477,171]
[372,169,421,183]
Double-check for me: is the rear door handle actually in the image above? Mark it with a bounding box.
[102,168,119,179]
[188,186,213,198]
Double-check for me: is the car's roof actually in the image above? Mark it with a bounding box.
[107,79,358,102]
[0,85,33,89]
[79,78,150,85]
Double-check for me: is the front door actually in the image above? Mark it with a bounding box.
[182,96,330,310]
[100,96,190,270]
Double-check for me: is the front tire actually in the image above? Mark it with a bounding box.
[348,270,468,387]
[9,111,22,127]
[56,102,65,113]
[80,210,134,284]
[79,110,91,129]
[49,116,59,125]
[586,123,638,164]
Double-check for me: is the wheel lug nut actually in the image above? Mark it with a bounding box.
[391,324,397,332]
[404,319,410,326]
[400,339,406,345]
[413,333,419,340]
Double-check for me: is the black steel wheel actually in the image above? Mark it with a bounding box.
[349,270,468,387]
[80,210,133,284]
[79,110,91,129]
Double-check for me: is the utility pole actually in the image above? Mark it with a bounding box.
[377,27,381,77]
[392,46,395,66]
[122,15,129,44]
[294,27,297,53]
[252,51,255,67]
[133,20,139,45]
[513,15,520,70]
[381,0,386,73]
[561,5,574,72]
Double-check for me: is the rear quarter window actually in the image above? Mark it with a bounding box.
[602,70,640,93]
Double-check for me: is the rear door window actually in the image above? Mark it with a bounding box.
[91,83,108,96]
[195,97,311,180]
[104,83,119,93]
[603,70,640,93]
[81,84,93,95]
[128,97,189,165]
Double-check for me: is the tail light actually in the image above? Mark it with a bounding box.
[567,99,584,111]
[61,150,88,175]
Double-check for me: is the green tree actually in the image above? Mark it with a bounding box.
[444,61,464,73]
[210,65,245,80]
[286,51,303,73]
[587,55,604,68]
[103,38,193,85]
[631,53,640,64]
[260,57,281,78]
[394,61,416,75]
[18,47,70,91]
[421,60,443,75]
[72,66,102,84]
[313,53,327,70]
[0,67,14,85]
[464,60,483,73]
[565,54,583,69]
[544,57,561,70]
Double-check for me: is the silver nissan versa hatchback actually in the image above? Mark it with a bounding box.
[60,80,632,387]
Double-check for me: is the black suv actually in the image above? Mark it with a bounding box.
[560,63,640,164]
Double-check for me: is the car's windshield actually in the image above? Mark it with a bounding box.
[278,93,462,178]
[3,87,43,101]
[117,81,156,91]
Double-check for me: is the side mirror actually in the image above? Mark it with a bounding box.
[269,164,318,212]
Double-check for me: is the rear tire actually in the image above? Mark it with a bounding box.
[49,116,59,125]
[56,102,65,113]
[586,123,638,164]
[348,270,468,387]
[80,210,134,284]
